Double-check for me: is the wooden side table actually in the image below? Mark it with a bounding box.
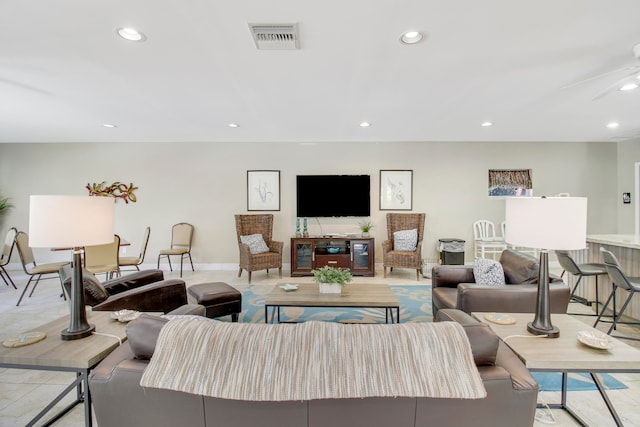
[0,310,128,427]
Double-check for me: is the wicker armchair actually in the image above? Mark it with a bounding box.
[382,213,426,281]
[235,214,283,282]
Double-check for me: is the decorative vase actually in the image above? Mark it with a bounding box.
[303,218,309,238]
[361,231,370,238]
[319,282,342,294]
[295,218,301,237]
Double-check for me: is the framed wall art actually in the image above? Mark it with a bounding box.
[488,169,533,197]
[380,170,413,210]
[247,170,280,211]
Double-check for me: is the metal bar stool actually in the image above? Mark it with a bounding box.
[593,247,640,341]
[556,250,608,316]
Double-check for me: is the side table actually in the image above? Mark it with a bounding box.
[0,310,128,427]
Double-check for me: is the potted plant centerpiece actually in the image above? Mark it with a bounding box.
[312,265,352,294]
[359,220,374,238]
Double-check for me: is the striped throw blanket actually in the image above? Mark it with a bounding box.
[140,319,486,401]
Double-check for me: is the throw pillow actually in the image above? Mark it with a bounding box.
[473,257,506,286]
[393,229,418,251]
[240,233,270,254]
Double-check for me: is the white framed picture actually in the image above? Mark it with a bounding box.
[247,170,280,211]
[380,170,413,210]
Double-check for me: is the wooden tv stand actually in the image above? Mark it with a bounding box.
[290,237,375,277]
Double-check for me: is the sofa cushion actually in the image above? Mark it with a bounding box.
[473,258,506,286]
[499,249,539,284]
[240,233,270,254]
[393,229,418,251]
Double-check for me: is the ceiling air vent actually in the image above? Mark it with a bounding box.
[249,23,299,50]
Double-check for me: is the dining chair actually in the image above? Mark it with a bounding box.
[157,223,194,277]
[0,227,18,289]
[14,231,70,306]
[84,234,121,280]
[473,220,507,260]
[593,247,640,341]
[119,226,150,271]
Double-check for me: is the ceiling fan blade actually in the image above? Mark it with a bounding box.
[591,67,640,101]
[561,64,640,90]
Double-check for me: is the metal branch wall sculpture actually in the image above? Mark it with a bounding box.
[86,182,138,203]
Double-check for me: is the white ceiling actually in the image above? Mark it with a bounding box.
[1,0,640,144]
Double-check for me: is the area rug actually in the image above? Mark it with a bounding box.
[233,284,432,324]
[532,372,627,392]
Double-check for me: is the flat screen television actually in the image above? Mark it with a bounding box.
[296,175,370,217]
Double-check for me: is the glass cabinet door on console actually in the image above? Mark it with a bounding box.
[291,240,315,275]
[351,240,373,274]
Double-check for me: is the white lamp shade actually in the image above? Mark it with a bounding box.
[29,195,115,248]
[505,197,587,250]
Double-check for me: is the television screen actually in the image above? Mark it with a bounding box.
[296,175,370,217]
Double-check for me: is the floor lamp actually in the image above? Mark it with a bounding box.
[29,195,114,340]
[505,196,587,338]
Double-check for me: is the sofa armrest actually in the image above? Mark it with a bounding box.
[92,279,188,313]
[381,239,392,254]
[432,265,475,289]
[103,269,165,294]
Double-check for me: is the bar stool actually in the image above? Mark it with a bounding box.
[556,250,607,315]
[593,247,640,341]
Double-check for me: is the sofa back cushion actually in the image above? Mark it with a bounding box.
[59,264,110,306]
[499,249,539,284]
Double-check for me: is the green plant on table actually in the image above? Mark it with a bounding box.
[312,265,353,287]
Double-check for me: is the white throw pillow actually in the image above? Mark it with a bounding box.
[240,234,270,254]
[473,257,506,286]
[393,229,418,251]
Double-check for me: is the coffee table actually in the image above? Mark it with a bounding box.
[265,283,400,324]
[0,310,129,427]
[473,312,640,427]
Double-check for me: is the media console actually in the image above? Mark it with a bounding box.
[290,237,375,277]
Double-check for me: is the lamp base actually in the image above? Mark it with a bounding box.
[61,324,95,341]
[527,321,560,338]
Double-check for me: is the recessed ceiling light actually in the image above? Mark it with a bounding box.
[606,122,620,129]
[116,27,146,42]
[400,31,423,45]
[359,121,371,127]
[481,121,493,127]
[103,124,117,128]
[619,83,639,91]
[227,123,239,128]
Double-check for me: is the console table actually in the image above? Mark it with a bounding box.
[290,237,375,276]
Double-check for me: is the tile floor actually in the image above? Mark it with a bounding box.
[0,266,639,426]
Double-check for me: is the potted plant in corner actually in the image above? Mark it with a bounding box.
[359,220,374,238]
[312,265,352,294]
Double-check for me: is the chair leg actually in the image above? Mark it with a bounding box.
[238,268,243,278]
[28,275,43,297]
[1,266,17,289]
[278,267,282,278]
[416,269,420,281]
[594,285,617,328]
[569,275,584,300]
[606,291,636,335]
[248,271,252,283]
[179,255,184,278]
[188,253,194,272]
[16,276,36,306]
[383,266,387,278]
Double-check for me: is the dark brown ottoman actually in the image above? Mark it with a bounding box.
[187,282,242,322]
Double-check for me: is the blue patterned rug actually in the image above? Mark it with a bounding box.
[235,284,432,324]
[532,372,627,392]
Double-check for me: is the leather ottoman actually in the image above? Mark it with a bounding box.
[187,282,242,322]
